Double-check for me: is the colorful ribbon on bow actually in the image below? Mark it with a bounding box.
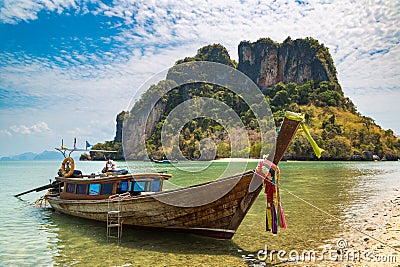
[256,159,287,234]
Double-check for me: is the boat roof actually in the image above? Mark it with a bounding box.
[55,173,172,183]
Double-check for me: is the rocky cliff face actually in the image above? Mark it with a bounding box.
[238,37,337,89]
[123,102,166,159]
[122,80,174,160]
[114,111,126,143]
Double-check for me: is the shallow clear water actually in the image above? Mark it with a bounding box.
[0,160,399,266]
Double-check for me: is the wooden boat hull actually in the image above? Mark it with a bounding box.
[47,170,262,239]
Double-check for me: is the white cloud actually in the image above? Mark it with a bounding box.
[0,129,12,137]
[31,121,51,133]
[9,121,52,135]
[2,1,398,88]
[10,124,30,135]
[0,0,42,23]
[0,0,80,24]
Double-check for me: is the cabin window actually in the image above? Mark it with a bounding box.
[151,179,161,192]
[76,184,87,195]
[89,184,100,195]
[101,183,114,195]
[116,181,128,194]
[132,181,147,192]
[66,183,75,193]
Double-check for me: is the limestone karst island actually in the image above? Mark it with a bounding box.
[86,37,400,162]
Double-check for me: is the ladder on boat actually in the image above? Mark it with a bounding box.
[106,192,129,241]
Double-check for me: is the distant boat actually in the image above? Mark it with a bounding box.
[151,158,178,164]
[16,112,302,239]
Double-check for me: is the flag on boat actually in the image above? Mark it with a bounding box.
[85,141,92,150]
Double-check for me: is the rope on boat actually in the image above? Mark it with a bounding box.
[34,195,49,208]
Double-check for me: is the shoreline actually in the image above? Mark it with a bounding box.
[279,188,400,266]
[342,189,400,266]
[211,158,262,162]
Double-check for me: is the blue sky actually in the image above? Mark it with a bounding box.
[0,0,399,157]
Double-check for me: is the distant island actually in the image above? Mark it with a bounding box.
[85,37,399,161]
[0,150,64,161]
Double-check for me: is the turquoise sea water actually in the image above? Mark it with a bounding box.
[0,160,399,266]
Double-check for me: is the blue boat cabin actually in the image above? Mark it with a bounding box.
[56,173,171,200]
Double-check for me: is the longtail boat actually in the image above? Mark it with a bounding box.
[17,112,306,239]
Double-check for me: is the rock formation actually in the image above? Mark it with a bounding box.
[238,37,337,89]
[114,111,126,143]
[122,80,175,160]
[104,37,399,160]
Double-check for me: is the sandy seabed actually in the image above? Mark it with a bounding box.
[341,190,400,267]
[249,187,400,267]
[283,188,400,267]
